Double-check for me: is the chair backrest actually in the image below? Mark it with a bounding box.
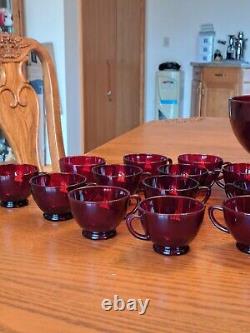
[0,33,65,171]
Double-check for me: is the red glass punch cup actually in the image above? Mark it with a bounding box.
[59,155,106,182]
[126,196,205,256]
[216,163,250,189]
[68,186,141,240]
[177,153,226,186]
[123,153,172,175]
[229,95,250,153]
[158,163,209,186]
[209,196,250,254]
[30,173,87,221]
[142,175,211,203]
[92,164,143,194]
[0,164,38,208]
[225,180,250,198]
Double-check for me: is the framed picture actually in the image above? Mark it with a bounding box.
[0,0,24,35]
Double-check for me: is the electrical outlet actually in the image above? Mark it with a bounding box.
[163,37,170,47]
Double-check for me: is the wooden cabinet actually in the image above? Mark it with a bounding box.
[190,66,202,117]
[191,65,250,117]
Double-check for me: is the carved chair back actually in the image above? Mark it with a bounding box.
[0,33,65,170]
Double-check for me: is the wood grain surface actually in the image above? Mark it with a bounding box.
[1,118,250,333]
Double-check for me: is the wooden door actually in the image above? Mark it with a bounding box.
[115,0,144,134]
[82,0,117,152]
[12,0,24,35]
[81,0,145,152]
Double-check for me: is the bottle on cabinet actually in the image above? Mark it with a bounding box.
[226,35,236,60]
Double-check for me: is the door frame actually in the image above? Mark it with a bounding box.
[79,0,145,153]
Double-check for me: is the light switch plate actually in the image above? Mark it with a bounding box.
[163,37,170,47]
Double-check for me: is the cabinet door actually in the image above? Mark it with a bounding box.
[241,69,250,95]
[191,80,202,116]
[201,68,240,117]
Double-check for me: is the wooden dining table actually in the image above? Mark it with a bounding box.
[1,117,250,333]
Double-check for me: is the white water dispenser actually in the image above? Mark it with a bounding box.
[155,62,181,120]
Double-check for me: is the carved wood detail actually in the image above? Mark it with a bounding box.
[0,33,30,61]
[0,33,65,170]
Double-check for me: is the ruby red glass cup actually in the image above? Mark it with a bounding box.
[225,180,250,198]
[123,153,172,175]
[30,172,87,221]
[178,153,225,186]
[142,175,211,203]
[229,95,250,153]
[59,155,106,182]
[126,196,205,256]
[158,163,209,187]
[208,195,250,254]
[68,185,141,240]
[92,164,143,194]
[217,163,250,189]
[0,163,38,208]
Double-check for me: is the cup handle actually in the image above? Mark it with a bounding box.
[204,171,215,187]
[167,158,173,165]
[208,206,230,233]
[224,183,235,198]
[126,214,150,240]
[223,162,231,167]
[215,174,225,189]
[125,194,141,218]
[197,186,211,203]
[139,172,151,191]
[215,162,231,188]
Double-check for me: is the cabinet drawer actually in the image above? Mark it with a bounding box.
[203,67,240,83]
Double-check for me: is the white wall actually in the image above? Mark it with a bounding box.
[145,0,250,121]
[64,0,82,155]
[24,0,82,155]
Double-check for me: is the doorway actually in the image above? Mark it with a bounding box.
[81,0,145,152]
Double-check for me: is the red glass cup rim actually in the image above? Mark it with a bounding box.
[230,95,250,103]
[30,172,87,188]
[178,153,223,164]
[143,175,199,191]
[68,185,131,204]
[222,162,250,172]
[222,195,250,215]
[158,163,209,175]
[92,164,143,178]
[123,153,168,164]
[59,155,106,167]
[137,195,205,216]
[0,163,38,177]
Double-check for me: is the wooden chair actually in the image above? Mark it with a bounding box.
[0,33,65,171]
